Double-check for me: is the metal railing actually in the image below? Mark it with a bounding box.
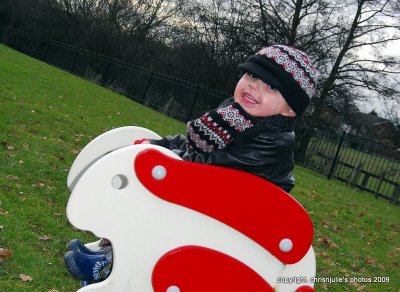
[0,26,227,122]
[294,123,400,205]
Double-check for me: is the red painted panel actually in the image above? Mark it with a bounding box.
[296,285,316,292]
[135,149,313,264]
[152,245,274,292]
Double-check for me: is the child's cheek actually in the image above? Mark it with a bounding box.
[233,93,240,103]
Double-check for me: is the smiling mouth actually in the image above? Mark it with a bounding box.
[243,93,258,104]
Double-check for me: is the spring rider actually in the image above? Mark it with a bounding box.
[65,126,317,291]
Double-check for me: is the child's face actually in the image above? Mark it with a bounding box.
[233,73,296,118]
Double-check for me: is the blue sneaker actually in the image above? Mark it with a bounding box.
[64,249,112,281]
[67,239,103,255]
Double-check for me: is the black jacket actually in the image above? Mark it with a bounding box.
[151,98,296,192]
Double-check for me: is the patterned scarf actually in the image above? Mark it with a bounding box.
[187,102,257,153]
[186,98,295,153]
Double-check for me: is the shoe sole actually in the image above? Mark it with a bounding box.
[64,250,85,280]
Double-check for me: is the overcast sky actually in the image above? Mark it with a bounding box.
[355,38,400,121]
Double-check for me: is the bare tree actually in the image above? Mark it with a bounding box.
[313,0,400,119]
[41,0,183,63]
[381,100,400,125]
[175,0,343,93]
[176,0,246,89]
[186,0,400,115]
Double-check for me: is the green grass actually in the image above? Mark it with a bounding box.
[0,43,185,291]
[294,167,400,291]
[0,43,399,291]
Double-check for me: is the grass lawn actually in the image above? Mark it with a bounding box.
[1,43,399,291]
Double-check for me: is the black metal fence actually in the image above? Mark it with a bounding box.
[0,26,227,122]
[2,26,399,205]
[294,123,400,205]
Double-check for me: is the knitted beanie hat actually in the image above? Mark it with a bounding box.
[238,45,318,116]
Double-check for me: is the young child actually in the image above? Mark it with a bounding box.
[64,44,318,282]
[149,44,318,192]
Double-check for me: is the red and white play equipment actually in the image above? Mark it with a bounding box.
[66,126,317,291]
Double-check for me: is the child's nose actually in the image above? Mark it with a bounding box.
[249,78,260,90]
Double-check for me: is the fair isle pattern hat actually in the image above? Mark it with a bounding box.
[238,45,318,116]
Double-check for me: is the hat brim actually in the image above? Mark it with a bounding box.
[238,62,283,91]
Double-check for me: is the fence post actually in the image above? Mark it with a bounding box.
[187,86,200,121]
[43,41,50,62]
[103,61,112,84]
[328,131,346,180]
[351,163,363,187]
[360,173,370,191]
[142,72,154,103]
[70,51,78,72]
[295,126,316,165]
[391,184,400,204]
[376,173,386,198]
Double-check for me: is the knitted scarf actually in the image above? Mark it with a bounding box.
[186,98,295,153]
